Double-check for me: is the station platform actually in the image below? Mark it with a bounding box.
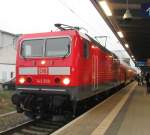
[52,82,150,135]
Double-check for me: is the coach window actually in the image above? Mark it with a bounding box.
[83,40,89,59]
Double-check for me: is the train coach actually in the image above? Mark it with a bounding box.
[12,24,136,118]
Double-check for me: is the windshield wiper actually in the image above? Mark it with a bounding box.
[62,45,70,59]
[62,53,69,59]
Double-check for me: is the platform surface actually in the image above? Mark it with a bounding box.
[105,84,150,135]
[51,82,150,135]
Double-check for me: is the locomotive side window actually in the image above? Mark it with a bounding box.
[21,39,44,57]
[83,40,89,59]
[45,37,70,57]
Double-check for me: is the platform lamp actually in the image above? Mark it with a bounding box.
[123,0,133,20]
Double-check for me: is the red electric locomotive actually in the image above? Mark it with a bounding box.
[12,24,136,118]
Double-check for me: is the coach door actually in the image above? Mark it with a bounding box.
[92,55,98,90]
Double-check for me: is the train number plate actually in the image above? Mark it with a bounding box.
[36,78,50,84]
[38,67,48,74]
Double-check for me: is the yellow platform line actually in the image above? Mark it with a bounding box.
[91,83,137,135]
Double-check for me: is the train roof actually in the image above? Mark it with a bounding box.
[54,24,118,59]
[18,29,118,60]
[86,34,118,59]
[18,23,118,60]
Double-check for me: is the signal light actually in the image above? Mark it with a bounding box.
[19,77,25,84]
[63,78,70,85]
[41,60,46,65]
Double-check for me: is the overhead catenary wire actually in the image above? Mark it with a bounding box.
[57,0,102,36]
[57,0,135,66]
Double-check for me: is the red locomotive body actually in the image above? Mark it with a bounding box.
[12,24,136,118]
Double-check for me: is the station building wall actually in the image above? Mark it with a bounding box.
[0,30,18,82]
[0,64,15,83]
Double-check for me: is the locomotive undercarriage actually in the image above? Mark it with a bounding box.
[12,82,128,119]
[12,92,73,119]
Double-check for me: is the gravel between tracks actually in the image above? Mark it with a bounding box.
[0,90,15,114]
[0,112,30,131]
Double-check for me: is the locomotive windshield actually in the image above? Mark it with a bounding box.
[45,38,70,57]
[22,39,44,57]
[21,37,70,57]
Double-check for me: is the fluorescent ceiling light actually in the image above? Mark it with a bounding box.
[125,44,129,48]
[117,31,124,38]
[99,1,112,16]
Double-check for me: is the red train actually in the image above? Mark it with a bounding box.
[12,24,136,118]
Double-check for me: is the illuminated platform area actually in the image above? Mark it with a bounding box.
[51,82,150,135]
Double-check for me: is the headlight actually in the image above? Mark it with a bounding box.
[19,77,25,84]
[41,60,46,65]
[63,78,70,85]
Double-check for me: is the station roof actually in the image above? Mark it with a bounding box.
[91,0,150,62]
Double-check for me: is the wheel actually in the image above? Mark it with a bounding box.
[16,105,23,113]
[24,111,36,119]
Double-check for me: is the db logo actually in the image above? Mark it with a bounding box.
[38,67,48,74]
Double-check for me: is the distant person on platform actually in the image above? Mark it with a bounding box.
[136,74,140,86]
[145,73,150,94]
[141,74,144,85]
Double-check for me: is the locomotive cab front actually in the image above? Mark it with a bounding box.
[12,31,81,117]
[18,36,72,87]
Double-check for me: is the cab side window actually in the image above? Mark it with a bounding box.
[83,39,89,59]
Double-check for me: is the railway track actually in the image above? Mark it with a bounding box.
[0,111,17,118]
[0,116,69,135]
[0,83,126,135]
